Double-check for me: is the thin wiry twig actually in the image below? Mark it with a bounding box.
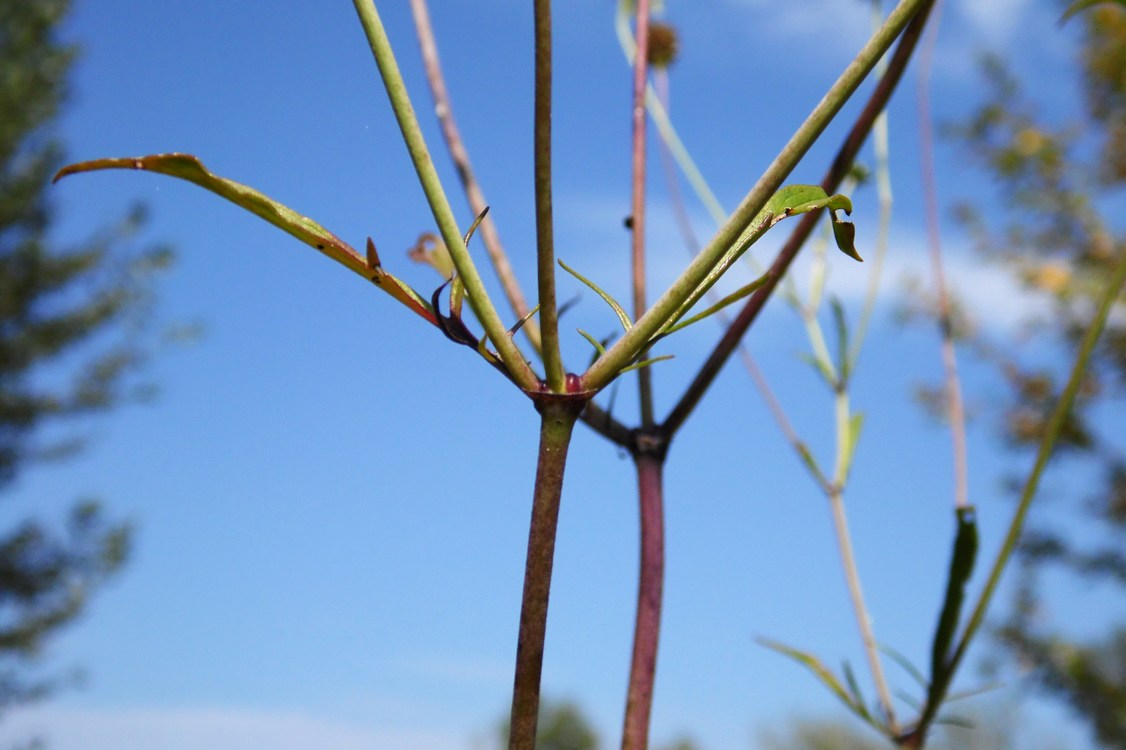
[916,0,969,510]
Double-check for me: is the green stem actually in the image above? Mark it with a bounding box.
[661,0,933,437]
[408,0,543,355]
[533,0,565,391]
[508,397,584,750]
[585,0,931,391]
[926,241,1126,730]
[351,0,539,391]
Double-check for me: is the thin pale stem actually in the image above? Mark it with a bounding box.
[533,0,565,391]
[350,0,539,391]
[629,0,655,427]
[832,389,897,728]
[622,450,665,750]
[408,0,542,354]
[828,483,897,731]
[509,397,585,750]
[586,0,931,392]
[661,0,933,437]
[916,0,968,510]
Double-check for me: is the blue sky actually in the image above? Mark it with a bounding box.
[2,1,1120,749]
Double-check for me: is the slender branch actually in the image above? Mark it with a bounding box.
[832,388,897,729]
[615,6,727,226]
[533,0,565,391]
[585,0,931,392]
[916,0,968,510]
[901,225,1126,749]
[350,0,539,391]
[509,397,585,750]
[662,0,933,436]
[622,449,665,750]
[629,0,655,427]
[408,0,542,354]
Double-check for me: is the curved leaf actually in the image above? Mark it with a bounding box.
[54,153,437,324]
[558,259,633,332]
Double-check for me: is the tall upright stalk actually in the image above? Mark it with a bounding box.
[533,0,565,391]
[508,397,585,750]
[622,448,666,750]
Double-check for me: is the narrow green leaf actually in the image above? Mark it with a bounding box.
[53,153,438,324]
[1061,0,1126,23]
[463,206,489,247]
[657,271,773,338]
[668,186,856,332]
[841,412,865,473]
[509,304,542,336]
[841,662,873,722]
[577,328,608,357]
[880,644,928,690]
[558,259,633,332]
[800,352,838,388]
[795,442,824,482]
[757,638,862,716]
[928,506,979,700]
[618,354,674,375]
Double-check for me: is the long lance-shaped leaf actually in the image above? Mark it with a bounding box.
[654,271,773,339]
[662,186,858,333]
[54,153,437,325]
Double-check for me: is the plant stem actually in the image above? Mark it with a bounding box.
[533,0,565,392]
[508,397,584,750]
[629,0,655,427]
[916,0,969,510]
[585,0,930,392]
[622,447,666,750]
[661,0,933,436]
[916,235,1126,740]
[408,0,543,355]
[350,0,539,391]
[831,388,897,729]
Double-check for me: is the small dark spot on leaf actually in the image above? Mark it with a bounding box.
[623,215,634,229]
[316,244,325,250]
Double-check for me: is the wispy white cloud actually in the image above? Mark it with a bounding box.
[2,705,468,750]
[791,230,1053,331]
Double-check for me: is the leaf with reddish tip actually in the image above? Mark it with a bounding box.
[54,153,437,325]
